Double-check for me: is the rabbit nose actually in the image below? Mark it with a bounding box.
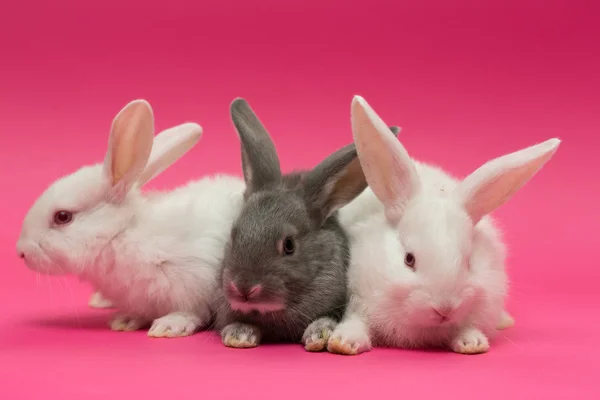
[433,305,456,318]
[16,242,26,259]
[228,282,262,301]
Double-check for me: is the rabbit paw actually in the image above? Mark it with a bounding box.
[327,321,372,355]
[221,323,261,348]
[109,313,146,332]
[148,312,201,338]
[451,328,490,354]
[302,317,337,352]
[88,292,114,309]
[496,310,515,330]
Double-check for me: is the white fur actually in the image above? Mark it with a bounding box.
[329,96,560,355]
[338,188,384,229]
[16,100,246,338]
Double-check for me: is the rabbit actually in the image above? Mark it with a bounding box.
[337,124,517,332]
[16,99,246,338]
[214,98,369,351]
[327,95,560,355]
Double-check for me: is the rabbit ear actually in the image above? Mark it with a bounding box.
[230,98,281,194]
[137,122,203,187]
[103,99,154,202]
[351,95,420,224]
[303,143,368,225]
[456,138,561,225]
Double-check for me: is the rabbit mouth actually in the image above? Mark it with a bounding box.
[18,244,65,276]
[229,299,286,315]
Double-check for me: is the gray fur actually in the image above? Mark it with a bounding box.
[215,98,369,346]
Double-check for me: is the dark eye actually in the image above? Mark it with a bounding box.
[282,236,295,255]
[404,252,416,269]
[53,210,73,225]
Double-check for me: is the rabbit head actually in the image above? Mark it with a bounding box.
[220,98,368,316]
[16,100,202,277]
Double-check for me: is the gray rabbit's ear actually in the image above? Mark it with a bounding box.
[303,143,368,225]
[389,126,401,136]
[230,98,281,194]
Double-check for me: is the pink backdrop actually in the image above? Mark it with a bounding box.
[1,1,598,398]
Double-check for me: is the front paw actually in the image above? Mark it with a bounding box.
[302,317,337,352]
[451,328,490,354]
[88,292,114,309]
[327,322,372,355]
[148,312,202,338]
[221,323,261,348]
[109,313,146,332]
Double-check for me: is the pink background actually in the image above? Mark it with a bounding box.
[1,0,598,398]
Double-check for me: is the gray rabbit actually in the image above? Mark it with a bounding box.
[214,98,370,351]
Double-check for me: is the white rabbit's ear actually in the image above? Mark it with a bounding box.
[456,138,561,225]
[103,99,154,202]
[351,95,420,224]
[137,122,202,187]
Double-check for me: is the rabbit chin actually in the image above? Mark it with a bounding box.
[22,257,65,276]
[229,300,286,315]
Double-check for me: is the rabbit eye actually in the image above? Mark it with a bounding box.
[53,210,73,225]
[404,253,416,269]
[282,236,295,256]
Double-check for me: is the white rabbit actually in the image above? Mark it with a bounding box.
[87,118,211,310]
[16,100,246,338]
[328,96,560,355]
[337,124,516,332]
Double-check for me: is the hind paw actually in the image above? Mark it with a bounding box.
[496,310,515,330]
[88,292,114,309]
[109,313,146,332]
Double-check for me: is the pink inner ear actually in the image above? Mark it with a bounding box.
[459,138,561,224]
[463,170,525,224]
[109,101,154,186]
[137,123,202,186]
